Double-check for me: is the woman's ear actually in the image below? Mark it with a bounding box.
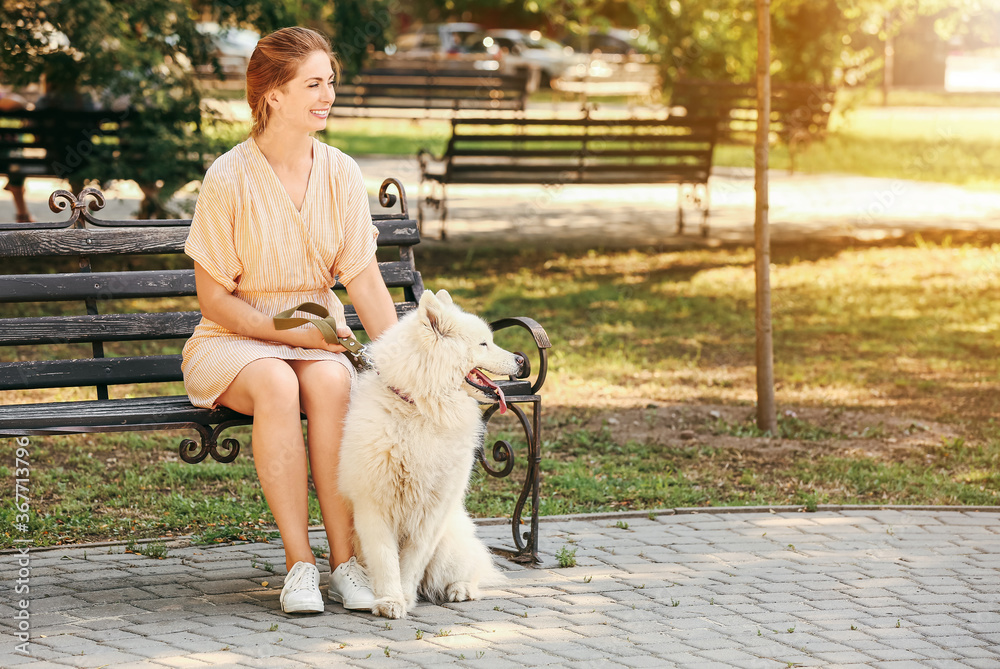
[266,88,282,110]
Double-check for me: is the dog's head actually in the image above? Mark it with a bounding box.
[372,289,525,412]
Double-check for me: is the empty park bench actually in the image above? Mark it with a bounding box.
[333,62,530,117]
[669,79,836,151]
[0,108,128,188]
[417,112,718,238]
[0,182,551,563]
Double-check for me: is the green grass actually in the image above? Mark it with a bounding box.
[714,106,1000,190]
[464,422,1000,517]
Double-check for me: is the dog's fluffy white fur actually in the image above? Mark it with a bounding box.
[338,289,519,619]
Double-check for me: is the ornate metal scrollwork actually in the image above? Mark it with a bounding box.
[481,400,541,563]
[48,187,107,228]
[477,436,515,478]
[178,421,245,464]
[378,177,408,217]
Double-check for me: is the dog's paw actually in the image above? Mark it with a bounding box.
[444,581,479,602]
[373,597,406,619]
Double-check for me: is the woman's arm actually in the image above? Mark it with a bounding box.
[194,262,347,353]
[344,258,397,341]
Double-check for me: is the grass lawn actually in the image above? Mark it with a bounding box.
[2,233,998,548]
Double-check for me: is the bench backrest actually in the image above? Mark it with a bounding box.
[0,180,422,401]
[441,115,717,184]
[334,65,528,113]
[0,108,130,180]
[670,79,836,143]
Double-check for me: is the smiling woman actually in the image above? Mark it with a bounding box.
[181,26,398,615]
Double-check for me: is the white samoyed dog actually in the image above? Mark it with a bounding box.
[339,289,524,619]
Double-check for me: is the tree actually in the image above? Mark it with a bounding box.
[0,0,335,217]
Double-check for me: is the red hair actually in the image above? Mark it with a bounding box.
[246,27,341,136]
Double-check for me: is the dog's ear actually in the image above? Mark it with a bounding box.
[435,289,454,306]
[418,290,450,337]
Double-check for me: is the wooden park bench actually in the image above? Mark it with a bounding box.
[334,62,529,117]
[669,79,836,150]
[0,181,551,563]
[417,112,718,238]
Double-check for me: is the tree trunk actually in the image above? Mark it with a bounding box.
[883,11,895,106]
[755,0,777,434]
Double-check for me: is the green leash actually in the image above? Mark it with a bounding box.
[273,302,374,371]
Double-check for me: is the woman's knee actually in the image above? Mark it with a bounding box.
[222,358,300,415]
[295,360,352,408]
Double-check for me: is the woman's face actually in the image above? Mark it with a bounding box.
[269,50,335,134]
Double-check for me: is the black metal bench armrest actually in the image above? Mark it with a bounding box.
[490,316,551,395]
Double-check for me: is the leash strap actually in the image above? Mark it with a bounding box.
[273,301,373,370]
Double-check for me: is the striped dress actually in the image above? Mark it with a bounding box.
[181,137,378,409]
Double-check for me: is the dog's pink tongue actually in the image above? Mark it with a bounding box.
[473,369,507,414]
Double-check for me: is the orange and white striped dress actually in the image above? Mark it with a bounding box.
[181,137,378,409]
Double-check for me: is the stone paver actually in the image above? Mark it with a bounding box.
[2,508,999,667]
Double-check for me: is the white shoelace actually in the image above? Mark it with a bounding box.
[341,557,371,588]
[286,562,319,592]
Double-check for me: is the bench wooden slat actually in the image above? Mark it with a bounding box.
[0,312,202,345]
[0,395,246,434]
[449,148,715,159]
[0,219,420,251]
[0,355,185,391]
[0,260,416,303]
[451,135,716,146]
[0,269,195,302]
[450,163,708,177]
[435,172,708,185]
[0,227,188,256]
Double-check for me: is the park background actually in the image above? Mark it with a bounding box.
[1,0,999,550]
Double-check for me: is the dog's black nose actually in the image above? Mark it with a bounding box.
[514,353,529,378]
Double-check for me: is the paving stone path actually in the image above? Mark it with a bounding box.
[3,507,999,668]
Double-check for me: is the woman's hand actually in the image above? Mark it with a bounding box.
[287,297,353,352]
[286,324,350,353]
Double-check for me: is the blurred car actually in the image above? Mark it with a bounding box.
[562,27,654,56]
[463,29,581,87]
[389,23,482,58]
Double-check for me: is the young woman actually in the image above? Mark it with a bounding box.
[182,27,397,614]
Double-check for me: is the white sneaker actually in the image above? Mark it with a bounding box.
[280,561,324,614]
[329,556,375,610]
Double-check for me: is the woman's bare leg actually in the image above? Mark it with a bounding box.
[288,359,355,568]
[216,358,313,571]
[5,183,33,222]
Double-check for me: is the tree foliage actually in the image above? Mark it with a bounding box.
[0,0,379,217]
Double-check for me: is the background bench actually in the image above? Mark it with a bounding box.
[417,112,718,238]
[334,62,529,117]
[669,79,836,150]
[0,108,128,186]
[0,181,551,563]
